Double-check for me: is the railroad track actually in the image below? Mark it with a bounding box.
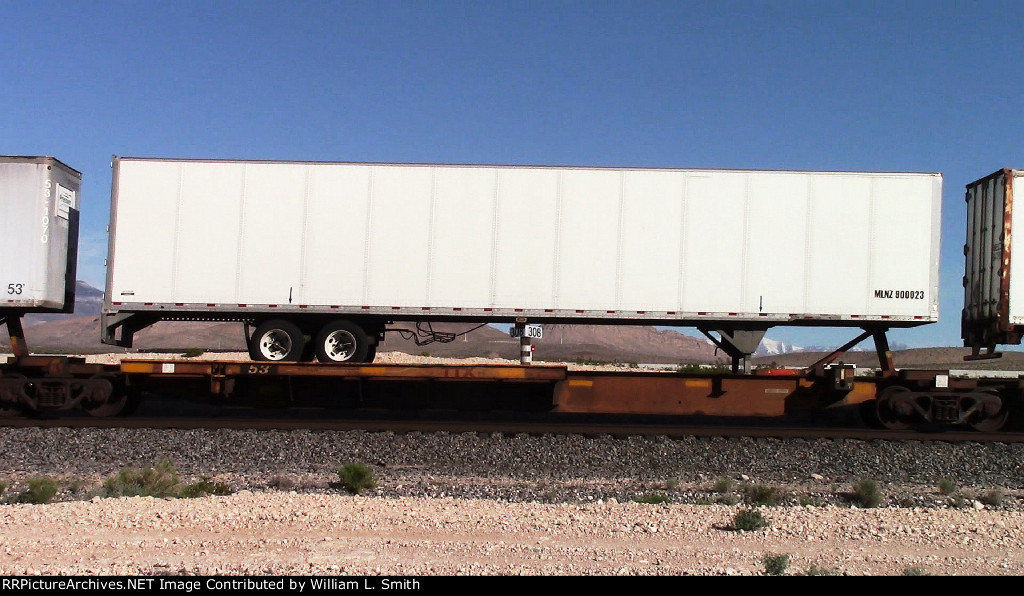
[5,409,1021,443]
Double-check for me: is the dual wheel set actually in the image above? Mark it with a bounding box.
[248,319,379,363]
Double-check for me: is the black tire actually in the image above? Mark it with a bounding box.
[314,320,370,363]
[249,319,306,362]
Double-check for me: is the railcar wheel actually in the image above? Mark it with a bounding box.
[117,384,142,417]
[874,386,914,431]
[249,320,306,362]
[970,408,1009,432]
[82,376,125,417]
[314,320,370,363]
[0,373,29,417]
[967,389,1009,432]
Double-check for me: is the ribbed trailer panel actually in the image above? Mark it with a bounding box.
[104,158,941,324]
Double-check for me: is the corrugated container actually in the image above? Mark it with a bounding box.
[963,168,1024,352]
[104,157,941,327]
[0,156,80,312]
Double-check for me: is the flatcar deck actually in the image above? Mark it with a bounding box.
[3,357,1019,431]
[117,359,873,420]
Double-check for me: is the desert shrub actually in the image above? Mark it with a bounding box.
[677,363,730,374]
[938,478,957,496]
[104,458,181,498]
[178,478,233,498]
[102,471,146,498]
[0,479,7,498]
[852,478,882,508]
[743,484,783,506]
[798,494,823,507]
[903,566,928,576]
[804,564,840,576]
[101,458,229,499]
[632,493,670,504]
[731,508,769,531]
[763,552,790,576]
[717,494,739,506]
[21,477,59,504]
[713,477,734,493]
[67,478,89,494]
[980,488,1005,507]
[338,463,377,495]
[182,348,205,358]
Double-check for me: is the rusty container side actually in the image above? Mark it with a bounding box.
[963,169,1024,353]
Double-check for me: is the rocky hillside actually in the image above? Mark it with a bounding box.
[21,281,103,324]
[382,323,724,364]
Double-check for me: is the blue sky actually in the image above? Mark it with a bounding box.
[2,1,1022,350]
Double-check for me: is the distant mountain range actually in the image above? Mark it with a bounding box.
[22,280,104,323]
[755,337,802,356]
[7,282,725,363]
[754,337,908,356]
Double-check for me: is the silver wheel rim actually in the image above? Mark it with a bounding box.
[324,329,358,361]
[258,329,293,360]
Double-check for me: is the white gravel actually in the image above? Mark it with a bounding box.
[1,493,1023,576]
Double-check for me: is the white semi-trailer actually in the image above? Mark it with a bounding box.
[101,157,942,367]
[0,156,81,358]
